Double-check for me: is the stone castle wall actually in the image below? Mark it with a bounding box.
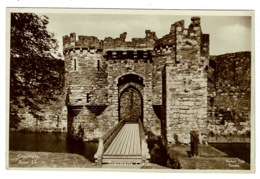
[105,58,161,136]
[63,29,162,140]
[206,52,251,141]
[13,17,251,144]
[161,17,209,144]
[14,101,67,133]
[64,50,108,106]
[208,52,251,117]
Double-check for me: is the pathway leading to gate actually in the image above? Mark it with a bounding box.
[102,123,142,164]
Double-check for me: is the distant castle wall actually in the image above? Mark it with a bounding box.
[206,52,251,142]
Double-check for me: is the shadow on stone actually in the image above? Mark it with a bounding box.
[174,134,181,145]
[148,137,181,169]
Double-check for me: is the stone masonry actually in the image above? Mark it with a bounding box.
[160,17,209,144]
[15,17,251,144]
[206,52,251,142]
[61,16,211,143]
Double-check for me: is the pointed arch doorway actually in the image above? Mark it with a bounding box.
[118,74,144,123]
[119,87,143,122]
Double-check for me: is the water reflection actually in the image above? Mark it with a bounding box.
[9,132,98,162]
[210,143,250,164]
[9,132,250,165]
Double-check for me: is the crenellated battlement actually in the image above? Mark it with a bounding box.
[63,17,209,60]
[63,30,157,54]
[154,17,209,58]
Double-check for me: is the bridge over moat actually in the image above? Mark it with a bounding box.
[94,119,150,164]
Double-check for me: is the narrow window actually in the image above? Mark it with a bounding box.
[74,58,77,71]
[86,93,90,103]
[97,60,100,71]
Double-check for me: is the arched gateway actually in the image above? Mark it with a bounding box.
[118,74,144,123]
[119,87,142,122]
[63,17,209,162]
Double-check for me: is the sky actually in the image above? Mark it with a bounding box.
[42,12,252,56]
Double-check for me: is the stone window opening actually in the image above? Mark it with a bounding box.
[72,58,78,71]
[97,60,100,71]
[74,59,77,70]
[86,93,91,103]
[126,66,132,71]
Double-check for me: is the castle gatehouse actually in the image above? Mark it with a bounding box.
[62,16,209,144]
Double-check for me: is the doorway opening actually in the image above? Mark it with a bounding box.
[119,86,143,122]
[117,74,144,123]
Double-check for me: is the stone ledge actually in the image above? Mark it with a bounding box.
[8,151,97,168]
[166,144,250,170]
[179,157,250,170]
[8,151,170,169]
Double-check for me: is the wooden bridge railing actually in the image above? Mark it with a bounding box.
[94,119,125,164]
[138,118,150,164]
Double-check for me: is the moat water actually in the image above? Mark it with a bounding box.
[209,143,250,163]
[9,132,98,162]
[9,132,251,164]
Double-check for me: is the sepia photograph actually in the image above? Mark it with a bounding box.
[6,8,254,172]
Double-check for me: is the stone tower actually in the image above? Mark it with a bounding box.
[158,17,209,144]
[62,17,209,143]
